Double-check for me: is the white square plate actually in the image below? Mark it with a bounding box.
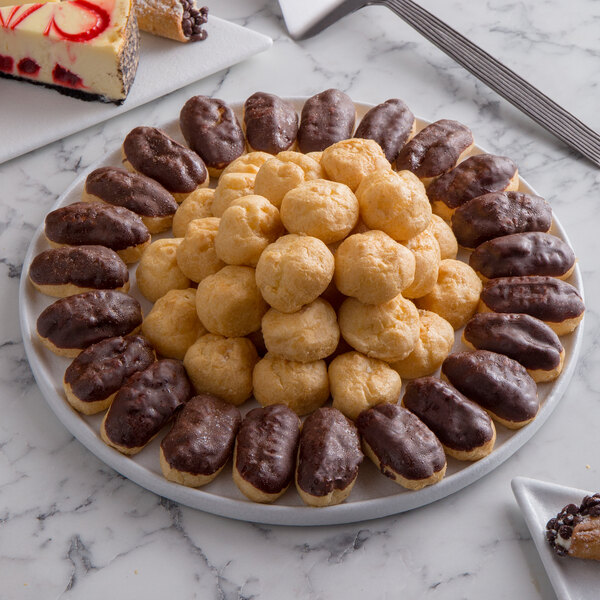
[512,477,600,600]
[0,16,271,164]
[277,0,343,39]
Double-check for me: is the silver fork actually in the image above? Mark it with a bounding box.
[297,0,600,168]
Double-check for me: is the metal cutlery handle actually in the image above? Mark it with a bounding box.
[383,0,600,167]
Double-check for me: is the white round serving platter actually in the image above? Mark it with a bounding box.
[19,99,584,526]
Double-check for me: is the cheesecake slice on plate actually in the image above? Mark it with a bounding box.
[0,0,139,103]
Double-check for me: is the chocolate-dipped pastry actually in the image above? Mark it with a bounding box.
[427,154,519,220]
[357,403,446,490]
[44,201,150,264]
[233,404,301,503]
[83,167,178,234]
[243,92,299,154]
[354,98,415,163]
[470,232,576,280]
[395,119,474,186]
[29,246,129,298]
[546,493,600,560]
[480,275,584,335]
[122,126,208,201]
[37,290,143,358]
[63,335,155,415]
[179,96,245,177]
[442,350,539,428]
[451,191,552,248]
[160,394,241,487]
[463,312,564,382]
[136,0,208,43]
[297,89,356,153]
[402,377,496,461]
[101,359,192,455]
[295,407,363,507]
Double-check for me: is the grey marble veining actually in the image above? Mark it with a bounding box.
[1,0,599,597]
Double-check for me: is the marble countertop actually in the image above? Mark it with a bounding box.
[1,0,599,597]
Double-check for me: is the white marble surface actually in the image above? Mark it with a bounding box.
[1,0,599,597]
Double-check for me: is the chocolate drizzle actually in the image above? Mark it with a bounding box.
[396,119,473,178]
[296,407,362,497]
[85,167,177,217]
[451,191,552,248]
[64,335,155,403]
[463,312,563,371]
[180,96,245,172]
[37,290,142,351]
[354,98,415,163]
[123,126,207,193]
[442,350,539,423]
[235,404,301,495]
[244,92,299,154]
[481,276,584,323]
[161,395,241,475]
[104,359,192,449]
[546,494,600,556]
[45,202,149,251]
[403,377,494,452]
[470,232,575,279]
[428,154,517,210]
[357,403,445,481]
[297,89,356,153]
[29,245,129,290]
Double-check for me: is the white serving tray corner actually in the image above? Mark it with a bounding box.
[0,16,272,164]
[512,477,600,600]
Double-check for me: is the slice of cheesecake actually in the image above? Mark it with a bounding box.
[0,0,139,104]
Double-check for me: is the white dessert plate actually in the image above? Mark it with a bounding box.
[512,477,599,600]
[19,99,584,526]
[277,0,343,39]
[0,17,272,165]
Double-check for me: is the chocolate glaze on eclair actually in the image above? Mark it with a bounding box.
[442,350,539,428]
[355,98,415,163]
[357,403,446,490]
[160,394,241,487]
[63,334,155,414]
[233,404,301,503]
[403,377,496,461]
[37,290,143,358]
[101,359,192,455]
[296,407,363,507]
[29,245,129,297]
[451,191,552,248]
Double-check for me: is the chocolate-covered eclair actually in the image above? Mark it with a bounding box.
[63,335,155,414]
[179,96,245,177]
[470,232,575,280]
[122,126,208,201]
[357,403,446,490]
[451,191,552,248]
[37,290,143,358]
[243,92,299,154]
[402,377,496,461]
[297,89,356,153]
[44,202,150,264]
[479,275,584,336]
[295,407,363,507]
[442,350,539,429]
[29,246,129,297]
[463,312,565,382]
[395,119,474,187]
[354,98,415,163]
[160,394,241,487]
[101,359,192,455]
[83,167,178,234]
[233,404,301,503]
[427,154,519,220]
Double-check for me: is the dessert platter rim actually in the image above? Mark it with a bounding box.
[18,98,585,526]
